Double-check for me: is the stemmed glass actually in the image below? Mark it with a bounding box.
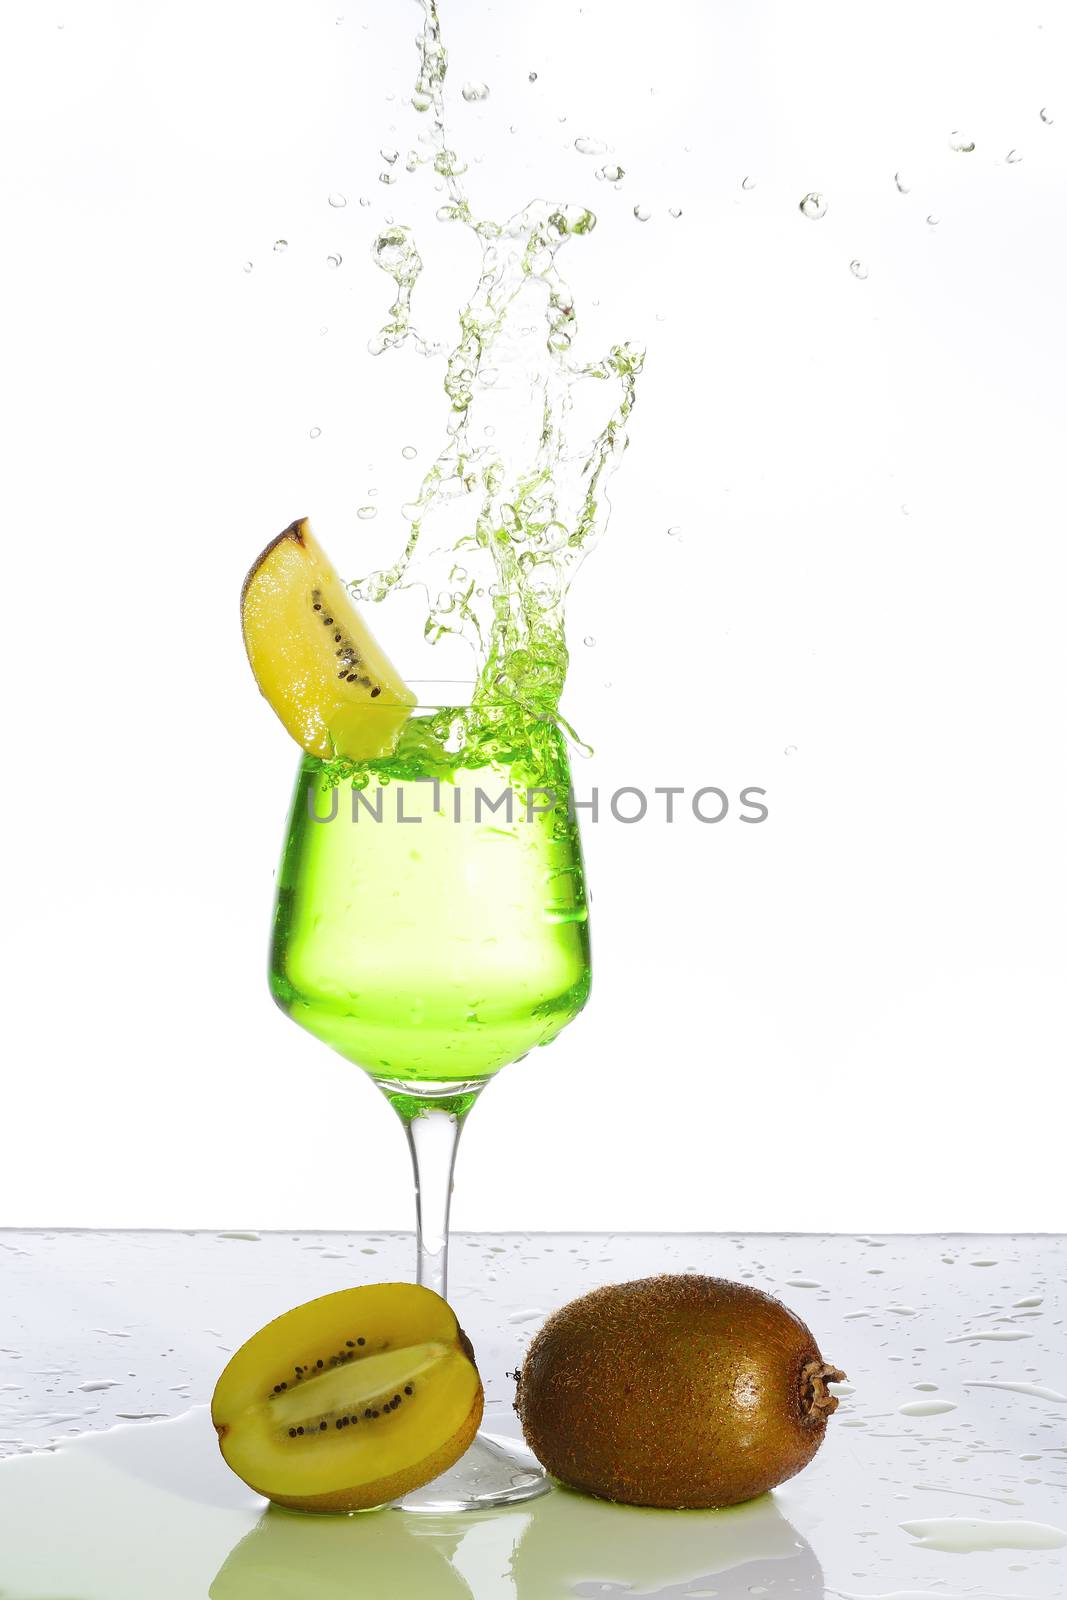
[268,688,590,1510]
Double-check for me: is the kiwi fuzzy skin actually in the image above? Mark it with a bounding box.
[514,1274,845,1510]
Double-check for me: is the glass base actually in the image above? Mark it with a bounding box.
[392,1430,549,1513]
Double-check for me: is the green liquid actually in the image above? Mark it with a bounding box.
[270,715,590,1088]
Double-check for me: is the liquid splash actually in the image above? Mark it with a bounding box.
[342,0,643,787]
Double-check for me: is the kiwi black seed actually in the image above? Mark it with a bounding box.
[514,1274,846,1509]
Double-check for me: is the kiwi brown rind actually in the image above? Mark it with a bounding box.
[514,1273,846,1509]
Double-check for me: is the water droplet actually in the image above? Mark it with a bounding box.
[950,131,975,153]
[784,744,797,756]
[1040,107,1053,124]
[799,191,827,220]
[926,214,940,227]
[574,135,607,155]
[901,503,911,516]
[741,175,757,191]
[668,206,683,218]
[379,171,397,186]
[1006,148,1023,163]
[401,444,417,460]
[309,426,321,439]
[358,196,371,207]
[595,163,624,182]
[328,192,347,208]
[528,71,538,82]
[583,635,595,647]
[667,524,681,537]
[242,261,253,273]
[461,81,489,102]
[327,253,342,267]
[894,171,911,194]
[380,147,399,164]
[850,259,869,280]
[357,505,377,520]
[633,205,651,222]
[273,239,287,253]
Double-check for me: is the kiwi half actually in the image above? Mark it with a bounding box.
[514,1274,845,1509]
[212,1283,482,1512]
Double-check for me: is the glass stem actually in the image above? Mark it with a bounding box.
[399,1099,475,1300]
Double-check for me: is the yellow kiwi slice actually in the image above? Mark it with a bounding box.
[212,1283,483,1512]
[241,518,415,760]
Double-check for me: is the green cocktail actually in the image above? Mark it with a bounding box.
[270,712,590,1093]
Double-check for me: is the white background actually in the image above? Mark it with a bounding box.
[2,0,1064,1232]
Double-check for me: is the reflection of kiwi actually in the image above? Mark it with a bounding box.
[512,1481,825,1600]
[211,1283,482,1512]
[210,1506,475,1600]
[515,1275,845,1509]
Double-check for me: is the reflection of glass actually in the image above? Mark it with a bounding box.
[269,696,590,1509]
[210,1485,825,1600]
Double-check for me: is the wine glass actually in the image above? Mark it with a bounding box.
[268,687,590,1510]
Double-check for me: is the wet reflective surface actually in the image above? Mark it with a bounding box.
[1,1231,1065,1596]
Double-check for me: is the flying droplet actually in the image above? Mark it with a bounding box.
[574,136,608,155]
[273,239,288,252]
[799,191,827,220]
[1040,107,1053,124]
[402,445,417,459]
[633,205,651,222]
[528,71,538,83]
[328,192,347,208]
[926,214,940,227]
[1005,148,1023,163]
[668,206,683,218]
[319,325,328,336]
[327,253,342,267]
[595,163,624,182]
[785,744,797,756]
[379,172,396,186]
[461,81,489,102]
[894,172,911,194]
[358,197,371,207]
[741,175,756,191]
[850,259,869,280]
[380,147,399,164]
[357,505,378,521]
[949,131,975,153]
[242,261,253,273]
[309,427,322,439]
[583,635,596,647]
[667,525,681,537]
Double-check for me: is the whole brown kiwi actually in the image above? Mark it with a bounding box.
[514,1274,846,1509]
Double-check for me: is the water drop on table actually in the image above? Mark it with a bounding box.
[327,253,342,267]
[950,131,976,152]
[461,81,489,102]
[1006,148,1023,163]
[273,239,287,252]
[633,204,651,221]
[850,259,868,279]
[799,191,827,219]
[357,505,377,520]
[327,192,347,208]
[574,135,607,155]
[401,444,417,459]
